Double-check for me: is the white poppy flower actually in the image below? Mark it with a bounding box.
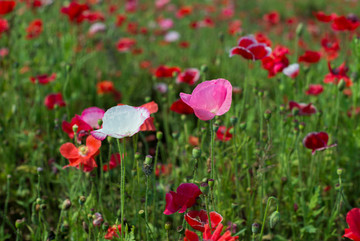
[283,63,299,78]
[91,105,150,140]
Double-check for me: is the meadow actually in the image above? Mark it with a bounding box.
[1,0,360,240]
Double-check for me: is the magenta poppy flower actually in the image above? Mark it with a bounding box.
[62,115,93,139]
[305,84,324,96]
[289,101,317,116]
[44,93,66,110]
[303,132,337,155]
[184,210,223,232]
[344,208,360,241]
[163,183,202,215]
[80,107,105,129]
[30,73,56,85]
[180,78,232,121]
[176,68,200,85]
[229,35,272,61]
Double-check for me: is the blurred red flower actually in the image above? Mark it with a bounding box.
[61,2,89,23]
[230,35,272,61]
[331,15,359,31]
[0,1,16,15]
[104,224,122,240]
[26,19,43,39]
[314,12,336,22]
[117,38,136,52]
[170,99,194,114]
[289,101,317,116]
[343,208,360,241]
[305,84,324,96]
[103,153,121,171]
[263,11,280,25]
[154,65,181,78]
[0,19,9,37]
[216,126,233,142]
[298,50,321,64]
[303,132,336,155]
[324,62,352,87]
[30,73,56,85]
[44,93,66,110]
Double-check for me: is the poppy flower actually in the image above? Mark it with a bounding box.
[331,15,359,31]
[180,78,232,121]
[104,224,122,240]
[305,84,324,96]
[282,63,299,78]
[117,38,136,52]
[60,135,101,172]
[91,105,150,141]
[115,14,127,27]
[30,73,56,85]
[255,33,272,47]
[80,107,105,129]
[261,45,289,78]
[44,93,66,110]
[26,19,43,39]
[298,50,321,64]
[228,20,242,35]
[314,12,336,22]
[289,101,317,116]
[0,18,9,36]
[164,183,202,215]
[97,81,122,100]
[321,36,340,61]
[176,68,200,85]
[154,65,181,78]
[61,2,89,23]
[343,208,360,241]
[229,35,272,61]
[62,115,93,139]
[88,23,106,36]
[324,62,352,87]
[155,163,172,176]
[263,11,280,25]
[303,132,336,155]
[185,210,223,232]
[170,99,194,114]
[103,153,121,171]
[0,1,16,15]
[176,6,192,19]
[216,126,233,142]
[184,223,239,241]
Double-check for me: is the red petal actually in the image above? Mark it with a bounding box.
[60,143,80,159]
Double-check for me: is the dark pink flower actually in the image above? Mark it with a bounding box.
[303,132,336,155]
[298,50,321,64]
[80,107,105,129]
[305,84,324,96]
[44,93,66,110]
[30,73,56,85]
[289,101,317,116]
[229,35,272,61]
[176,68,200,85]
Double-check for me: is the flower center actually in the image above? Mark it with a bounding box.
[78,145,89,156]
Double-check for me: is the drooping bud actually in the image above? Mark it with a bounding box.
[269,211,280,229]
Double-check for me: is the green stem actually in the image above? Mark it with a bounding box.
[210,119,215,180]
[259,196,279,240]
[145,176,150,241]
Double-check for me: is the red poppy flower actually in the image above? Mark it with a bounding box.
[216,126,233,142]
[26,19,43,39]
[62,115,93,139]
[139,101,158,132]
[97,80,115,94]
[176,68,200,85]
[314,12,336,22]
[103,153,121,171]
[321,36,340,61]
[331,15,360,31]
[83,11,105,22]
[263,11,280,25]
[60,135,101,172]
[154,65,181,78]
[164,183,202,215]
[117,38,136,52]
[261,45,289,78]
[185,210,223,232]
[255,33,272,47]
[115,14,127,27]
[228,20,242,36]
[104,224,122,240]
[305,84,324,96]
[229,35,272,61]
[155,163,172,177]
[176,6,192,19]
[298,50,321,64]
[343,208,360,241]
[170,99,194,114]
[0,1,16,15]
[324,62,352,87]
[184,223,239,241]
[30,73,56,85]
[61,2,89,23]
[303,132,336,155]
[0,18,9,36]
[289,101,317,116]
[44,93,66,110]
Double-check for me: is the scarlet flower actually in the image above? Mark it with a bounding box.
[176,68,200,85]
[164,183,202,215]
[298,50,321,64]
[126,21,138,34]
[216,126,233,142]
[228,20,242,35]
[314,12,336,22]
[331,15,360,31]
[117,38,136,52]
[62,115,92,139]
[26,19,43,39]
[83,11,105,22]
[170,99,194,115]
[289,101,317,116]
[154,65,181,78]
[305,84,324,96]
[343,208,360,241]
[0,1,16,15]
[115,14,127,27]
[303,132,336,155]
[255,33,272,47]
[263,11,280,25]
[103,153,121,171]
[185,210,223,232]
[0,18,9,36]
[229,35,272,61]
[60,135,101,172]
[30,73,56,85]
[155,163,172,176]
[321,36,340,61]
[104,225,122,240]
[61,2,89,23]
[176,6,192,19]
[324,62,352,87]
[44,93,66,110]
[184,223,239,241]
[261,45,289,78]
[97,81,122,100]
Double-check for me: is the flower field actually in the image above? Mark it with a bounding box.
[1,0,360,240]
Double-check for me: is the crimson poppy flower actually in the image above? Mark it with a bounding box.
[185,210,223,232]
[343,208,360,241]
[61,2,89,23]
[228,20,242,35]
[289,101,317,116]
[303,132,336,155]
[331,15,359,31]
[298,50,321,64]
[26,19,42,39]
[103,153,121,171]
[30,73,56,85]
[229,35,272,61]
[216,126,233,142]
[44,93,66,110]
[83,11,105,22]
[321,36,340,61]
[0,1,16,15]
[0,18,9,36]
[324,62,352,87]
[117,38,136,52]
[261,45,289,78]
[176,6,192,19]
[314,12,336,22]
[154,65,181,78]
[263,11,280,25]
[62,115,93,139]
[305,84,324,96]
[184,223,239,241]
[60,135,101,172]
[170,99,194,114]
[176,68,200,85]
[104,224,122,240]
[255,33,272,47]
[115,14,127,27]
[164,183,202,215]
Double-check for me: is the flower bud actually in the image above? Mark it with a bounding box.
[145,155,153,165]
[172,132,180,140]
[138,210,145,218]
[239,122,247,130]
[135,152,141,160]
[337,168,343,176]
[62,199,71,210]
[200,182,209,195]
[40,204,47,210]
[102,222,109,231]
[208,179,215,188]
[296,23,304,37]
[79,196,86,205]
[15,218,26,229]
[252,223,260,234]
[264,110,272,120]
[230,116,238,125]
[98,119,103,128]
[156,131,163,140]
[269,211,280,229]
[192,147,201,159]
[165,222,171,230]
[144,96,151,102]
[107,136,112,143]
[72,124,78,134]
[200,65,208,73]
[338,79,346,91]
[181,114,186,121]
[292,108,299,116]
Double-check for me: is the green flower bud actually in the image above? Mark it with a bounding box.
[156,131,163,140]
[337,168,343,176]
[338,79,346,91]
[172,132,180,140]
[144,96,151,102]
[264,110,272,120]
[230,116,238,125]
[269,211,280,229]
[102,222,109,231]
[239,122,247,130]
[200,65,208,73]
[200,182,209,195]
[218,32,224,43]
[252,223,260,234]
[296,23,304,37]
[165,222,171,230]
[15,218,26,229]
[61,221,69,233]
[138,210,145,218]
[97,119,103,128]
[192,147,201,159]
[208,179,215,188]
[79,196,86,205]
[72,124,78,134]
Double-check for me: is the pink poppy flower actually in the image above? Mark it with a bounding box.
[163,183,202,215]
[216,126,233,142]
[176,68,200,85]
[62,115,93,139]
[44,93,66,110]
[305,84,324,96]
[184,223,239,241]
[229,35,272,61]
[303,132,337,155]
[80,107,105,129]
[343,208,360,241]
[30,73,56,85]
[185,210,223,232]
[180,79,232,121]
[289,101,317,116]
[283,63,299,78]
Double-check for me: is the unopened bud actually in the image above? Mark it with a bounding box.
[218,32,224,43]
[200,182,209,195]
[296,23,304,37]
[239,122,246,130]
[292,108,299,116]
[61,221,69,233]
[200,65,208,73]
[338,79,346,91]
[102,222,109,231]
[156,131,163,140]
[15,218,26,229]
[165,222,171,230]
[79,196,86,205]
[98,119,103,128]
[172,132,180,140]
[337,168,343,176]
[230,116,238,125]
[72,124,78,134]
[252,223,260,234]
[62,199,71,210]
[264,110,272,120]
[138,210,145,218]
[144,96,151,102]
[192,147,201,159]
[269,211,280,229]
[208,179,215,188]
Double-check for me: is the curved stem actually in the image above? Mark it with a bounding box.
[259,196,279,240]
